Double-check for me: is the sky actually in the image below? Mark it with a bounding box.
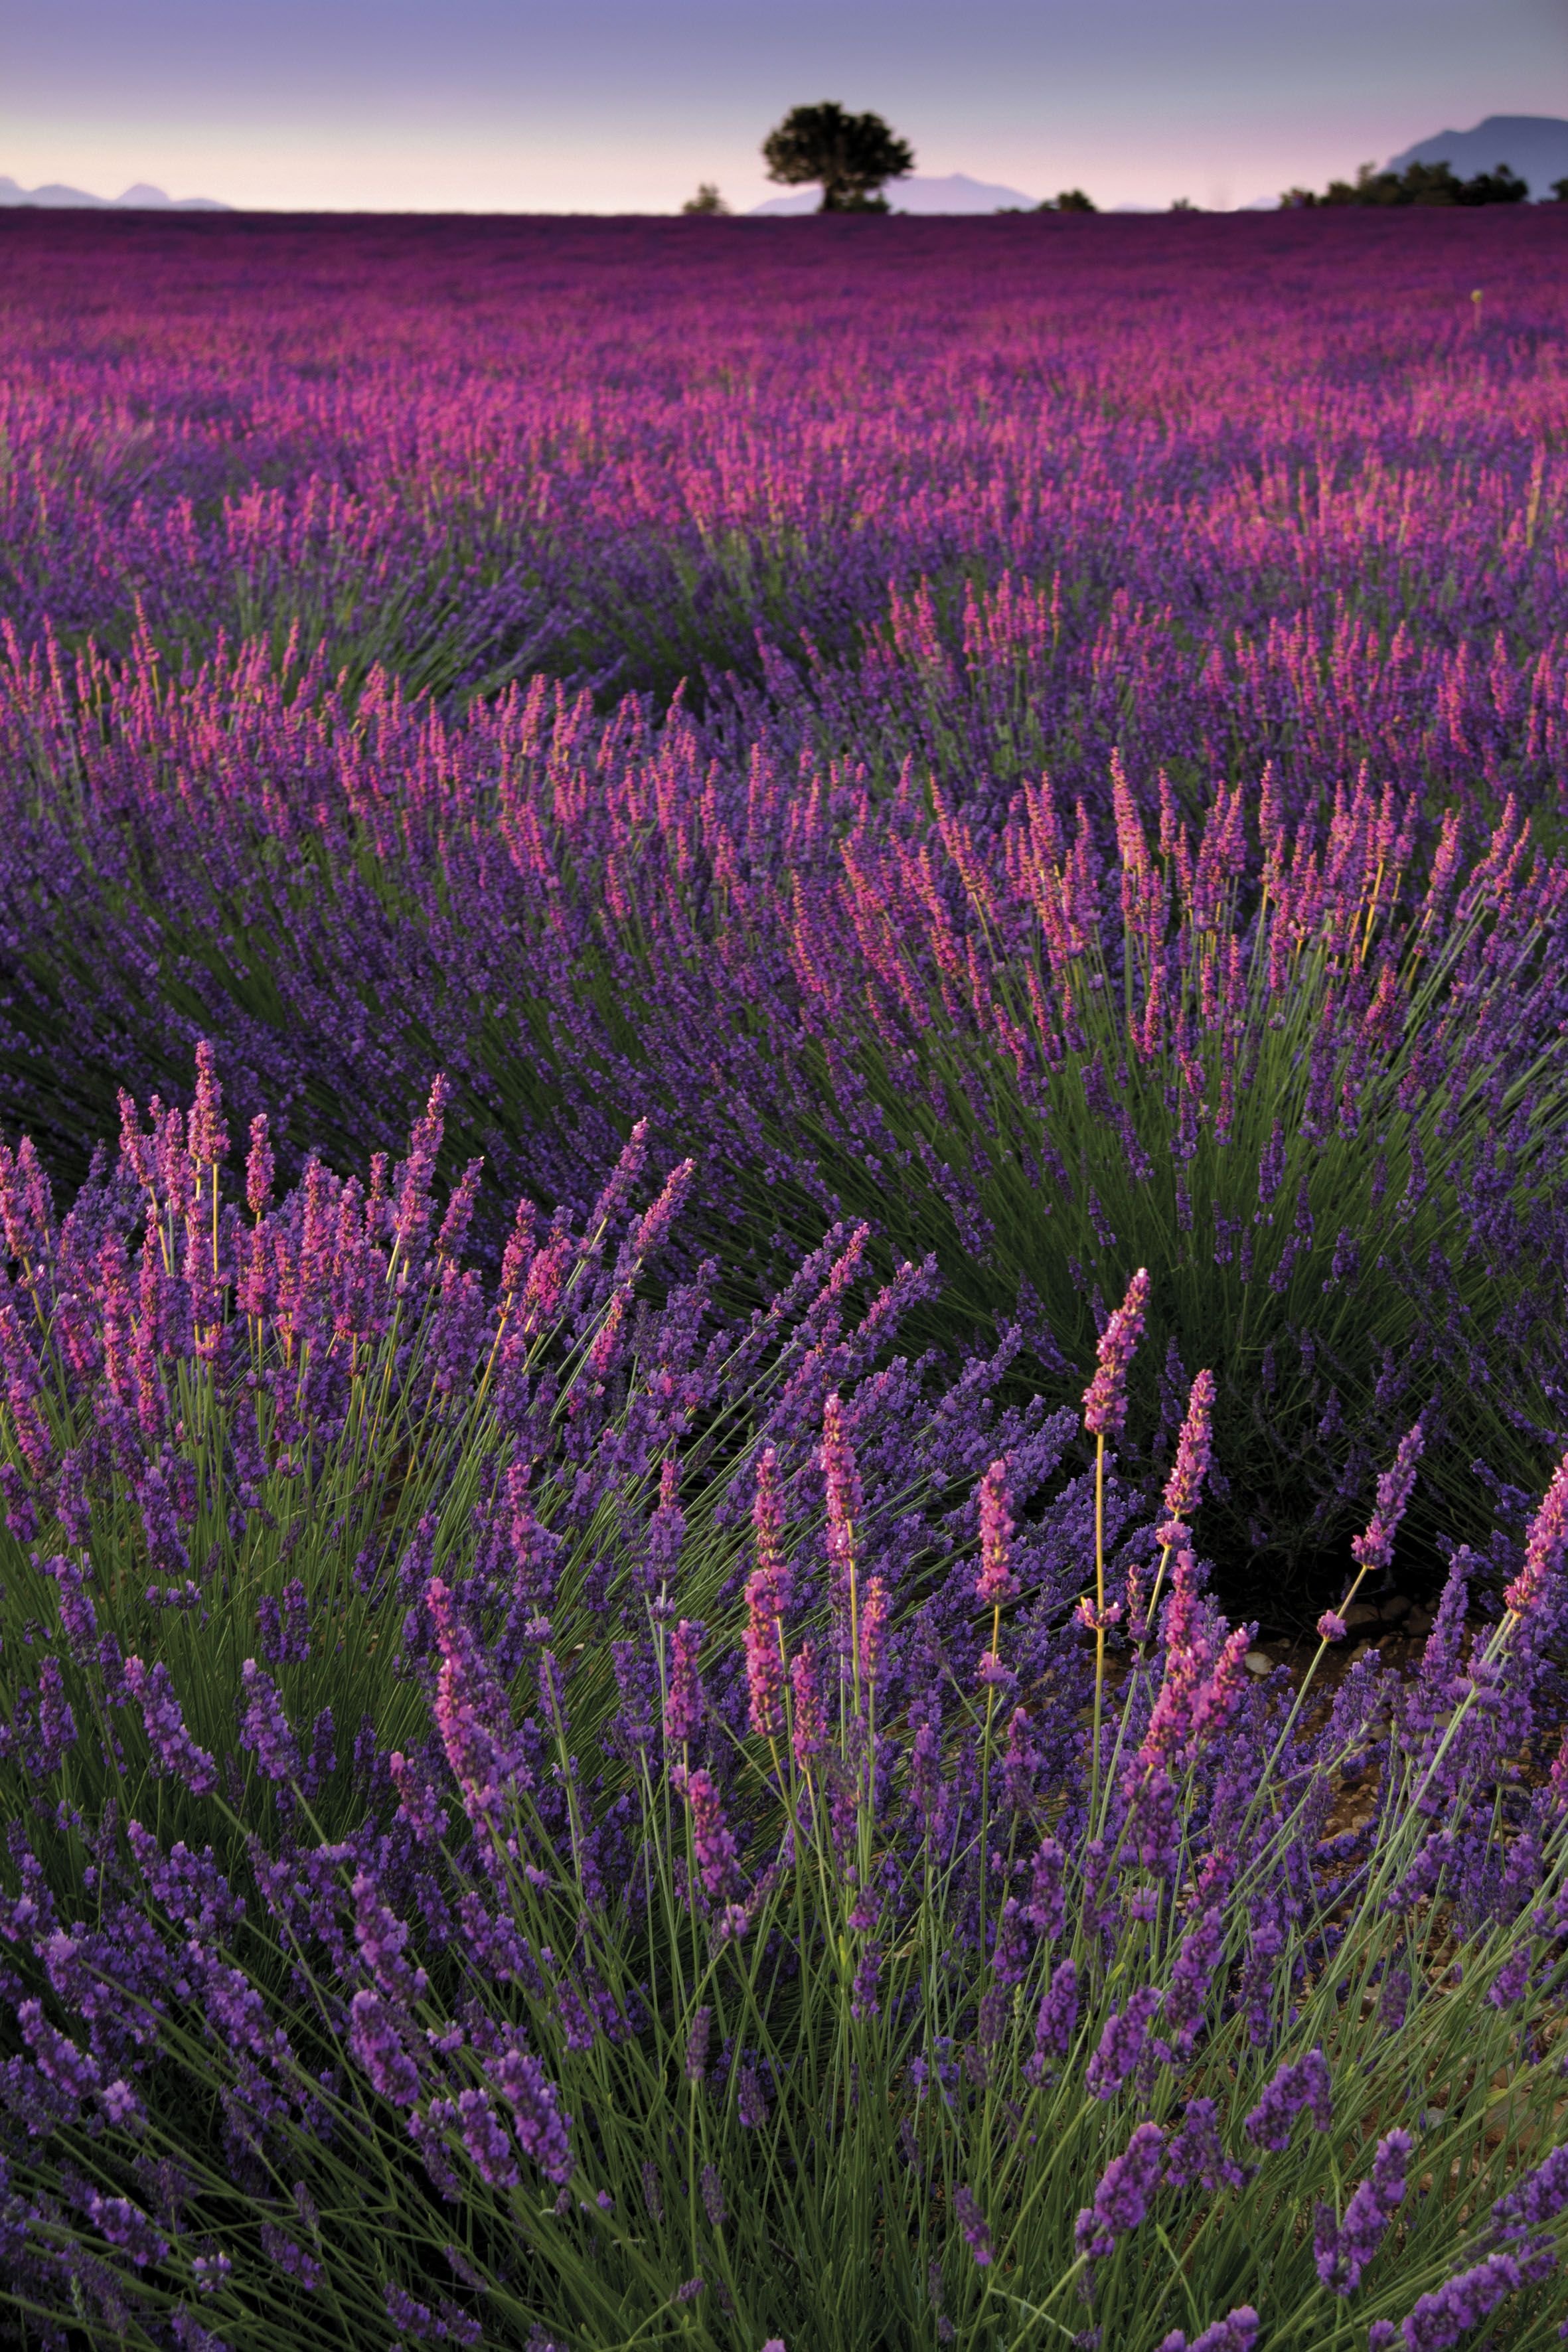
[3,0,1566,216]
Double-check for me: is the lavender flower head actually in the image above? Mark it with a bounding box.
[1074,2121,1164,2260]
[1504,1448,1568,1620]
[1083,1267,1150,1440]
[1160,1366,1215,1537]
[664,1618,705,1747]
[975,1458,1016,1607]
[1314,2128,1410,2296]
[121,1656,218,1796]
[1350,1418,1425,1577]
[953,2184,993,2267]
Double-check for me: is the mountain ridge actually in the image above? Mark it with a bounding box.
[0,177,229,211]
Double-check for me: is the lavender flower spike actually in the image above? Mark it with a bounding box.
[121,1656,218,1796]
[1350,1418,1425,1577]
[975,1458,1016,1606]
[1504,1449,1568,1620]
[1075,2121,1164,2260]
[1083,1268,1150,1439]
[1160,1366,1215,1533]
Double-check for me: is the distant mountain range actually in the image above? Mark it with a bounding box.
[750,172,1039,217]
[0,178,229,211]
[1382,116,1568,198]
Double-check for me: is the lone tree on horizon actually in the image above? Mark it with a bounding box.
[761,102,915,212]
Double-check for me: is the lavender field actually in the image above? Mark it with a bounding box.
[2,207,1568,2349]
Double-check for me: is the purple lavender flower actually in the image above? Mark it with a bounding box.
[1399,2250,1536,2348]
[1244,2047,1332,2150]
[1164,2097,1244,2193]
[1074,2121,1164,2260]
[790,1638,826,1768]
[1351,1419,1425,1577]
[1083,1267,1150,1439]
[1085,1986,1161,2098]
[121,1656,218,1796]
[238,1660,301,1783]
[1157,2310,1259,2352]
[685,2006,712,2084]
[954,2184,993,2267]
[737,2063,769,2128]
[1027,1959,1079,2080]
[347,1990,421,2108]
[1315,2129,1410,2294]
[1491,2140,1568,2238]
[492,2045,574,2185]
[457,2086,519,2188]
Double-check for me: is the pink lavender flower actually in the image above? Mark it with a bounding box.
[245,1113,274,1219]
[189,1041,228,1166]
[675,1765,740,1901]
[821,1391,862,1636]
[1350,1419,1425,1576]
[790,1638,826,1767]
[1504,1449,1568,1618]
[1074,2120,1164,2260]
[664,1618,705,1746]
[975,1458,1016,1605]
[428,1577,529,1825]
[1317,1610,1348,1644]
[1083,1267,1150,1439]
[744,1449,791,1737]
[858,1575,890,1688]
[1160,1367,1215,1533]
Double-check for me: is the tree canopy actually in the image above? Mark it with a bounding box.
[1282,159,1529,209]
[761,103,915,213]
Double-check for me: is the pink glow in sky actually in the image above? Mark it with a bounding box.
[2,0,1565,214]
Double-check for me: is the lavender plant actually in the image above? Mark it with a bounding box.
[1,1070,1567,2349]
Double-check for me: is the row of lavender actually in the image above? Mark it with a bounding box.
[0,1059,1566,2349]
[3,215,1568,767]
[4,623,1566,1595]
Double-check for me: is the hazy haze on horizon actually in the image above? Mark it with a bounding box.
[2,0,1564,216]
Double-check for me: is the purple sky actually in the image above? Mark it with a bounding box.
[3,0,1565,214]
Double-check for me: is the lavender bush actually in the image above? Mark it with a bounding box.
[4,637,1565,1594]
[0,1064,1566,2347]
